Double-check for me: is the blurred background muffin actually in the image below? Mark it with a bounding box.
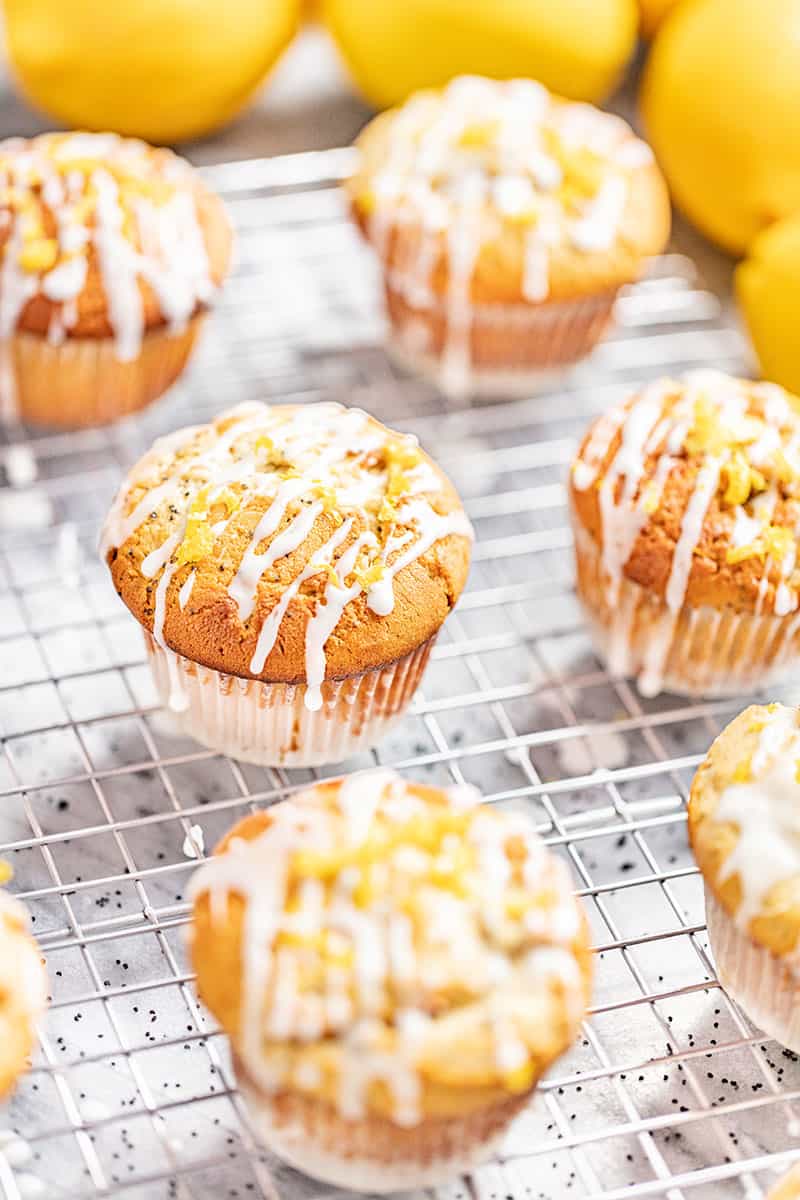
[0,131,232,427]
[349,76,668,395]
[0,879,47,1098]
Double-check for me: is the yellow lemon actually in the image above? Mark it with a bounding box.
[4,0,301,144]
[641,0,800,255]
[638,0,681,37]
[736,215,800,397]
[321,0,638,109]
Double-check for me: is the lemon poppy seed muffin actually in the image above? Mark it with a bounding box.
[349,75,669,396]
[189,770,591,1190]
[0,130,232,427]
[689,703,800,1051]
[102,401,472,765]
[0,884,47,1097]
[570,371,800,697]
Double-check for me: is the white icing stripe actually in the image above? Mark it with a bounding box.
[366,503,474,617]
[597,382,669,601]
[152,537,183,648]
[304,532,378,711]
[715,707,800,926]
[249,518,354,675]
[229,478,318,620]
[178,570,196,611]
[665,459,721,612]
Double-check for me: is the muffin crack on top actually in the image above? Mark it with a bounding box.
[102,401,472,763]
[0,130,231,426]
[349,75,669,393]
[189,770,590,1189]
[570,370,800,696]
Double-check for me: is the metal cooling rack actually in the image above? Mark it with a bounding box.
[1,146,799,1200]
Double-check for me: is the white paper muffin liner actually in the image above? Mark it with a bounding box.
[385,279,617,399]
[236,1070,523,1192]
[145,632,435,767]
[572,521,800,697]
[706,891,800,1052]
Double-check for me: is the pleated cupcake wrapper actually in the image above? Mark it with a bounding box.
[2,317,204,428]
[384,275,617,398]
[572,521,800,698]
[235,1066,527,1193]
[706,891,800,1052]
[145,632,435,767]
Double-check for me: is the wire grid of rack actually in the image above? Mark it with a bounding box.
[1,146,799,1200]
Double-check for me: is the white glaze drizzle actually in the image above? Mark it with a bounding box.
[189,770,585,1124]
[714,706,800,928]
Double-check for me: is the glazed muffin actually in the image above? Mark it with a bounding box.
[189,770,591,1190]
[101,401,472,765]
[348,75,669,397]
[689,703,800,1050]
[570,371,800,697]
[0,130,232,427]
[0,884,48,1097]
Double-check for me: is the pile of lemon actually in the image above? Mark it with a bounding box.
[6,0,800,391]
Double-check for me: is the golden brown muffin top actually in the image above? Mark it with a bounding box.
[570,372,800,617]
[348,75,670,304]
[102,402,472,700]
[769,1164,800,1199]
[0,131,231,352]
[689,703,800,955]
[190,770,591,1123]
[0,882,47,1098]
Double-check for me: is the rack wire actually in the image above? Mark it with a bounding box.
[0,146,798,1200]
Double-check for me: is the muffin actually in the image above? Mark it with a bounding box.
[570,370,800,697]
[101,401,472,765]
[0,883,47,1097]
[189,770,592,1190]
[0,130,232,427]
[689,703,800,1050]
[348,75,669,397]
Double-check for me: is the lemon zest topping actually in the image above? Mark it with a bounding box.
[726,523,794,565]
[642,481,660,515]
[503,1060,535,1094]
[732,759,751,784]
[18,237,58,273]
[721,451,766,507]
[457,120,500,150]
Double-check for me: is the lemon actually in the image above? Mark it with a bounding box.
[737,215,800,397]
[641,0,800,255]
[4,0,301,144]
[321,0,638,109]
[638,0,681,36]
